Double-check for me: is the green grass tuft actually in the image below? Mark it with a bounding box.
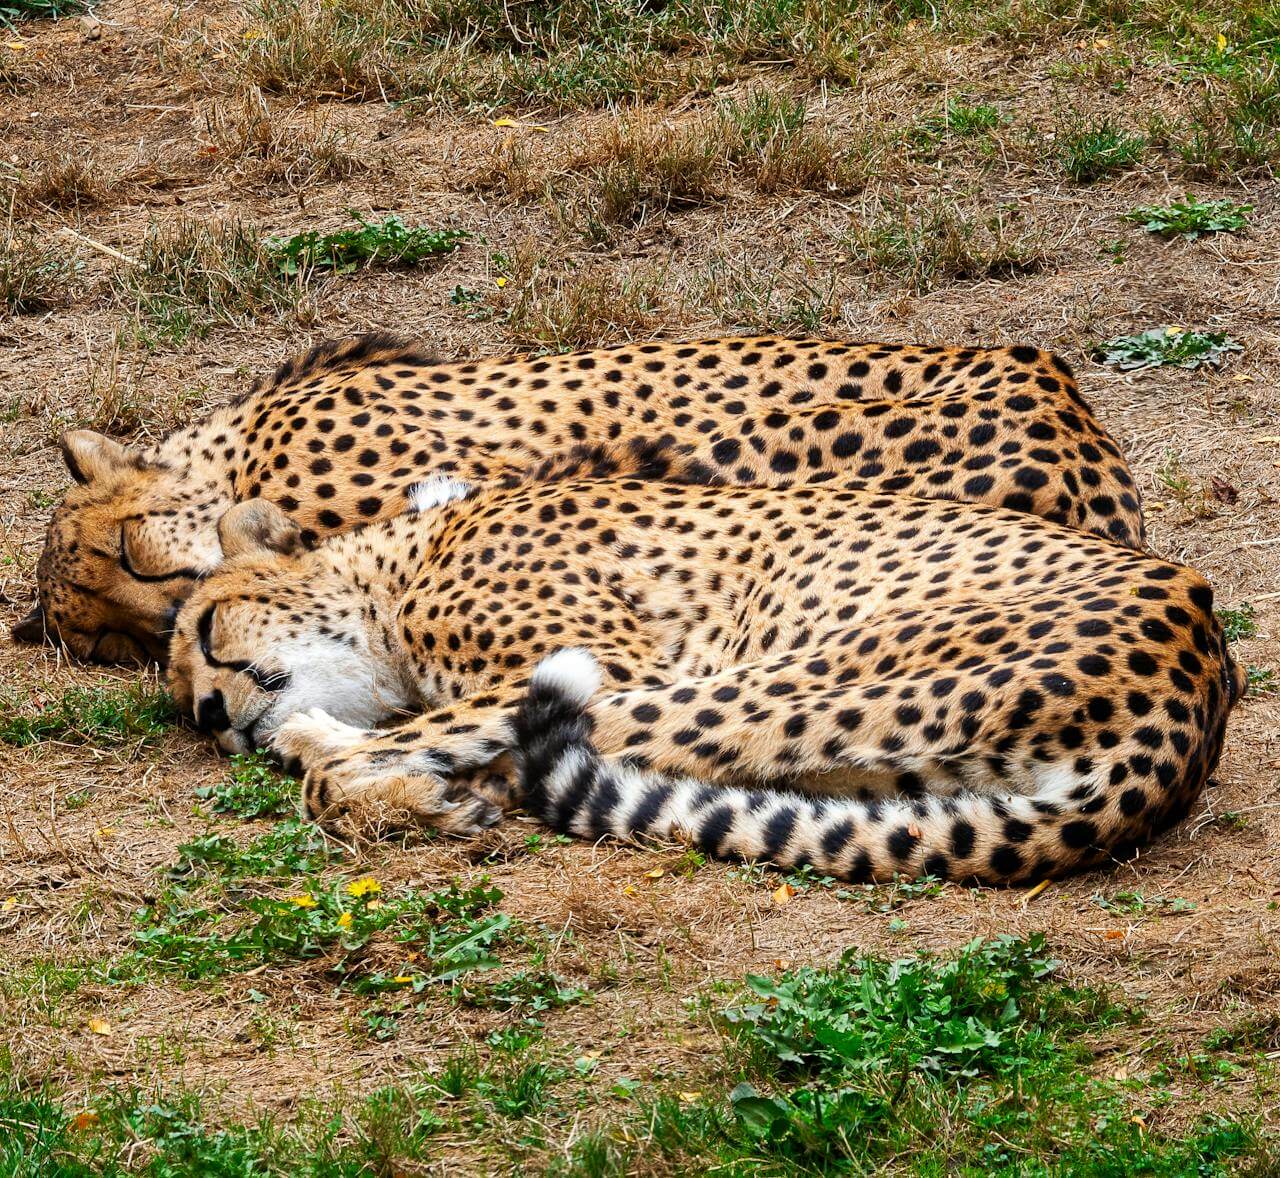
[0,683,175,748]
[1058,118,1146,181]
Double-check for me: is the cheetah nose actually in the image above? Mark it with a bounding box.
[196,690,231,736]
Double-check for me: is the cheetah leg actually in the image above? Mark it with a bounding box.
[273,700,516,834]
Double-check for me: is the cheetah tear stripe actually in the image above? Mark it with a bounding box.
[514,653,1206,886]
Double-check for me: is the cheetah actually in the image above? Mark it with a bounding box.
[16,333,1143,665]
[165,463,1238,885]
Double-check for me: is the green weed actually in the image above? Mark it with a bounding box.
[1091,890,1196,916]
[1125,194,1251,239]
[113,816,587,1021]
[1217,603,1259,643]
[171,819,334,881]
[1096,326,1241,371]
[587,936,1264,1173]
[1058,118,1146,181]
[0,1079,451,1174]
[836,873,946,912]
[123,851,508,982]
[194,750,294,818]
[267,213,467,276]
[1246,666,1276,695]
[0,0,84,25]
[0,683,175,748]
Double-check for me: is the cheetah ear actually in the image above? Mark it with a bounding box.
[217,499,304,560]
[11,603,46,645]
[61,430,134,485]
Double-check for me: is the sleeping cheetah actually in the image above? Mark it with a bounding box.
[16,333,1143,664]
[165,461,1237,885]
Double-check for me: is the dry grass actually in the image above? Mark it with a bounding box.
[113,217,303,345]
[848,192,1053,293]
[495,243,666,351]
[203,89,370,188]
[8,144,116,211]
[0,217,80,315]
[474,90,883,244]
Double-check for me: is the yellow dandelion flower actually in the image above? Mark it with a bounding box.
[337,911,353,929]
[495,277,508,289]
[346,877,381,898]
[287,895,318,908]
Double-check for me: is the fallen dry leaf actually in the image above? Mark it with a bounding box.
[1209,476,1239,505]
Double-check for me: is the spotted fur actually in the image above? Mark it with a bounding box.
[166,471,1236,883]
[18,333,1143,663]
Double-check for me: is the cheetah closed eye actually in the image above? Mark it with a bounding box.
[166,461,1238,886]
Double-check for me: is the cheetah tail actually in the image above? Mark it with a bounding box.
[512,651,1112,887]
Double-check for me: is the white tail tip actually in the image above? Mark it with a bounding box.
[532,648,602,706]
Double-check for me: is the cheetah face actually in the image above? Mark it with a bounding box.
[13,431,227,664]
[167,500,410,756]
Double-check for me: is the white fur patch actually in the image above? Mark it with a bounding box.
[533,648,602,706]
[407,475,472,513]
[257,635,414,752]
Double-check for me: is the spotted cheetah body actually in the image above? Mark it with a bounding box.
[19,334,1143,664]
[166,469,1238,886]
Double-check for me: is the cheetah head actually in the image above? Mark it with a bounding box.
[167,500,411,756]
[14,431,229,665]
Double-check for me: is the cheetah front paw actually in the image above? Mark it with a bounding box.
[301,761,502,836]
[273,707,374,770]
